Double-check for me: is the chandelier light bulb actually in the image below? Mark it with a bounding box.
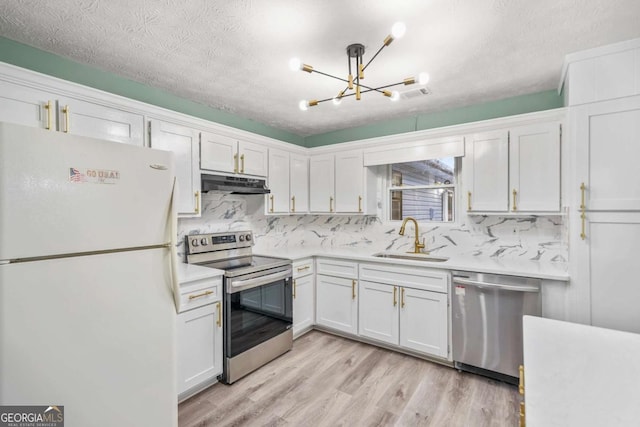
[390,91,400,101]
[289,57,301,72]
[332,97,342,106]
[418,72,430,85]
[391,22,406,39]
[298,100,308,111]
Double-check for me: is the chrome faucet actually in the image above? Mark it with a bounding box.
[399,216,427,254]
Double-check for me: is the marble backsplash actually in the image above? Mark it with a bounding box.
[177,193,568,263]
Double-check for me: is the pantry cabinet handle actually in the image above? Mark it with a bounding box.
[330,196,334,213]
[269,195,274,212]
[580,183,586,240]
[291,196,296,212]
[393,286,397,306]
[240,154,245,173]
[401,288,405,308]
[188,290,213,300]
[512,189,518,211]
[234,154,238,173]
[519,401,526,427]
[216,301,222,327]
[293,279,297,299]
[44,100,53,130]
[351,279,356,300]
[358,196,362,213]
[519,365,525,395]
[194,191,200,214]
[467,191,472,211]
[62,105,70,133]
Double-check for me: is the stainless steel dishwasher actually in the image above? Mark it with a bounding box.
[451,271,541,383]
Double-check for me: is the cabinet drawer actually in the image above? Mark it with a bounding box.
[293,258,314,278]
[359,263,448,293]
[178,276,222,313]
[316,258,358,279]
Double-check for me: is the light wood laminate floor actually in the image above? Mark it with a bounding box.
[178,331,520,427]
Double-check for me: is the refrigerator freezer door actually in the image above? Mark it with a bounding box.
[0,249,177,427]
[0,122,174,260]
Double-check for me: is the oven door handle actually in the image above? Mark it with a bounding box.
[230,270,291,292]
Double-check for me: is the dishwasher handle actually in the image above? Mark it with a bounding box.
[453,277,539,293]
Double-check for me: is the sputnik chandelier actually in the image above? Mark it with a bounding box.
[289,22,429,110]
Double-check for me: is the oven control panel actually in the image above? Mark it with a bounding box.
[186,231,253,254]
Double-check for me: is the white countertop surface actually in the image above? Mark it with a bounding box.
[176,262,224,283]
[255,247,569,281]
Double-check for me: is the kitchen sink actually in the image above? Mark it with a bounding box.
[372,252,449,262]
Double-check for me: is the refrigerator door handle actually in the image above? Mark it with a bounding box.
[453,277,539,293]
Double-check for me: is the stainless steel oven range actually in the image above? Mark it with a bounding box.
[185,231,293,384]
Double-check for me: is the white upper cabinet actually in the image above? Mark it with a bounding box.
[509,123,561,212]
[464,130,509,212]
[464,123,561,213]
[267,148,290,214]
[335,150,364,213]
[200,132,267,177]
[0,80,144,146]
[290,153,309,214]
[309,154,335,213]
[149,119,201,217]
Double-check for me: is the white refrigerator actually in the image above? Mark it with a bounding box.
[0,122,179,427]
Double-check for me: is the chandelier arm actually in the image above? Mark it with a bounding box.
[311,69,383,92]
[362,43,388,72]
[315,81,407,104]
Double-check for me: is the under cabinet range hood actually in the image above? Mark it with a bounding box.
[201,173,270,194]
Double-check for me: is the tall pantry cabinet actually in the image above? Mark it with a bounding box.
[564,38,640,334]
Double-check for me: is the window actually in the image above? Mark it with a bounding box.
[389,158,456,222]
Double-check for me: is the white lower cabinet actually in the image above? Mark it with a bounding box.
[358,280,399,345]
[399,287,448,357]
[316,274,358,335]
[292,258,314,336]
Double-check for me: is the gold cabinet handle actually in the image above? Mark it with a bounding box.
[512,189,518,211]
[351,279,356,300]
[291,195,296,213]
[580,183,586,240]
[296,265,310,272]
[62,105,70,133]
[519,401,525,427]
[293,279,297,299]
[269,195,274,212]
[216,301,222,327]
[519,365,525,395]
[44,100,53,130]
[358,195,363,213]
[393,286,397,307]
[233,153,238,173]
[330,196,334,213]
[194,191,200,214]
[467,191,472,211]
[401,287,405,308]
[240,154,245,173]
[188,290,213,300]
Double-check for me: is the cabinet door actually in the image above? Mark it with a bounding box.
[293,274,314,336]
[316,275,358,334]
[149,119,200,216]
[309,154,335,213]
[575,96,640,211]
[335,150,364,213]
[400,287,448,358]
[290,154,309,214]
[358,281,399,345]
[510,123,560,212]
[176,303,222,395]
[57,97,144,146]
[267,148,290,214]
[238,140,267,177]
[200,132,237,173]
[0,80,53,130]
[464,130,509,212]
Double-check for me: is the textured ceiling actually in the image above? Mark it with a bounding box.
[1,0,639,137]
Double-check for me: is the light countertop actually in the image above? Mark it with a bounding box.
[176,262,224,283]
[255,247,569,281]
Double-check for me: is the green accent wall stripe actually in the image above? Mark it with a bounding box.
[304,90,564,147]
[0,37,305,146]
[0,36,563,149]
